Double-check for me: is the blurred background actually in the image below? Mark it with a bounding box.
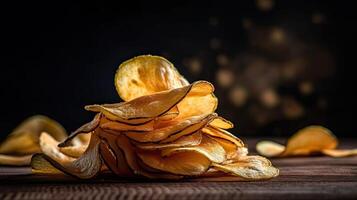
[1,0,356,138]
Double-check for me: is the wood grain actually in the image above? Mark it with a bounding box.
[0,138,356,200]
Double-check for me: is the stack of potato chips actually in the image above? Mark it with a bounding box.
[4,55,280,180]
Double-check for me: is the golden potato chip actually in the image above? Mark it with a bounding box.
[156,106,179,121]
[256,126,339,157]
[40,131,102,179]
[86,81,214,122]
[125,114,216,143]
[99,132,134,177]
[256,141,285,157]
[211,137,248,160]
[161,135,226,163]
[85,84,191,122]
[202,126,244,147]
[160,114,219,143]
[137,150,211,176]
[100,119,155,132]
[282,126,338,156]
[135,131,202,150]
[100,131,182,179]
[115,55,189,101]
[0,115,67,155]
[212,156,279,180]
[175,82,217,119]
[208,117,234,129]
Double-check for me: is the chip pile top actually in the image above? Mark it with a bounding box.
[31,55,279,180]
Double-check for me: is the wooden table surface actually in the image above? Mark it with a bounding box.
[0,138,356,200]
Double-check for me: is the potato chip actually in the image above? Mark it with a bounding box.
[202,126,244,147]
[100,119,155,132]
[85,84,191,122]
[156,106,180,121]
[161,135,226,163]
[175,82,218,119]
[255,141,285,157]
[99,132,134,177]
[125,114,216,143]
[86,81,214,122]
[212,156,279,180]
[209,117,234,129]
[256,126,340,157]
[40,131,102,179]
[101,131,182,179]
[210,137,248,160]
[0,115,67,155]
[282,126,337,156]
[115,55,189,101]
[137,150,211,176]
[135,131,202,150]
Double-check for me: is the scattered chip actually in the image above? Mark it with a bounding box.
[256,125,355,158]
[0,115,67,155]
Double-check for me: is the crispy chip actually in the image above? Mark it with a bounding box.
[125,114,216,143]
[256,126,339,157]
[282,126,338,156]
[209,117,234,129]
[100,131,182,179]
[137,150,211,176]
[256,141,285,157]
[100,119,155,132]
[202,126,244,147]
[40,131,102,179]
[99,132,134,177]
[135,131,202,150]
[210,137,248,160]
[212,156,279,180]
[86,81,213,122]
[156,106,179,121]
[85,84,191,122]
[115,55,189,101]
[0,115,67,155]
[176,82,218,119]
[161,135,226,163]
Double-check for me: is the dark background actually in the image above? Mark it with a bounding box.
[1,0,356,138]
